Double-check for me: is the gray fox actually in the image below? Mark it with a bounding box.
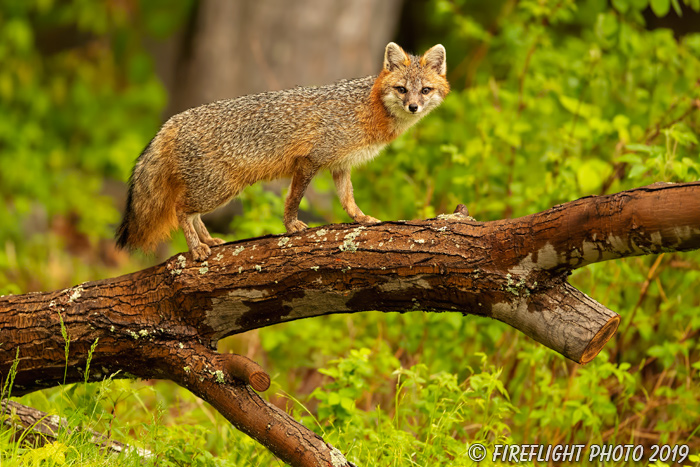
[116,42,449,260]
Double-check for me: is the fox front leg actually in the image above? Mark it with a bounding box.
[332,169,380,225]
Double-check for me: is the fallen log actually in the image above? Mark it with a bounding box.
[1,182,699,466]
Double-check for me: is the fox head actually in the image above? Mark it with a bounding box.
[379,42,450,121]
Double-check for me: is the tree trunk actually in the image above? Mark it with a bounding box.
[154,0,403,117]
[2,182,699,466]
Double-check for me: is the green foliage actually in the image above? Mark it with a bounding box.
[2,0,700,465]
[0,0,190,293]
[302,348,516,465]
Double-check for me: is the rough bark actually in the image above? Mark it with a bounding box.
[1,182,699,466]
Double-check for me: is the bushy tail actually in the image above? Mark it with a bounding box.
[115,136,181,253]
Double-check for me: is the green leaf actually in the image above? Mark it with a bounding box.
[559,95,599,119]
[612,0,630,12]
[594,11,619,41]
[664,123,698,146]
[670,0,682,15]
[626,143,665,155]
[650,0,671,16]
[577,159,612,192]
[628,163,649,179]
[23,441,68,464]
[4,19,33,52]
[327,392,341,406]
[340,396,355,411]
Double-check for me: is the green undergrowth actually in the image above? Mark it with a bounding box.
[3,288,700,466]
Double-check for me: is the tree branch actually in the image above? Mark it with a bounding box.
[1,182,698,466]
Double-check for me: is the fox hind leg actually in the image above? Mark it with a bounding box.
[284,158,319,232]
[193,214,225,247]
[177,212,211,261]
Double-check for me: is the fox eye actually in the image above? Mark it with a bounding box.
[421,87,432,95]
[395,86,407,94]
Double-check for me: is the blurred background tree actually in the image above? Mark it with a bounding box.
[1,0,700,465]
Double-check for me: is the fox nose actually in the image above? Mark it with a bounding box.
[408,104,418,113]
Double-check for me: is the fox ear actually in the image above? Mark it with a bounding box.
[384,42,408,71]
[422,44,447,75]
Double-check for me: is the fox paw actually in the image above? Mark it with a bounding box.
[356,215,381,224]
[203,237,225,247]
[191,243,211,261]
[285,219,308,233]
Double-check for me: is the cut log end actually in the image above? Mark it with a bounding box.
[580,315,620,364]
[221,353,270,391]
[249,371,271,392]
